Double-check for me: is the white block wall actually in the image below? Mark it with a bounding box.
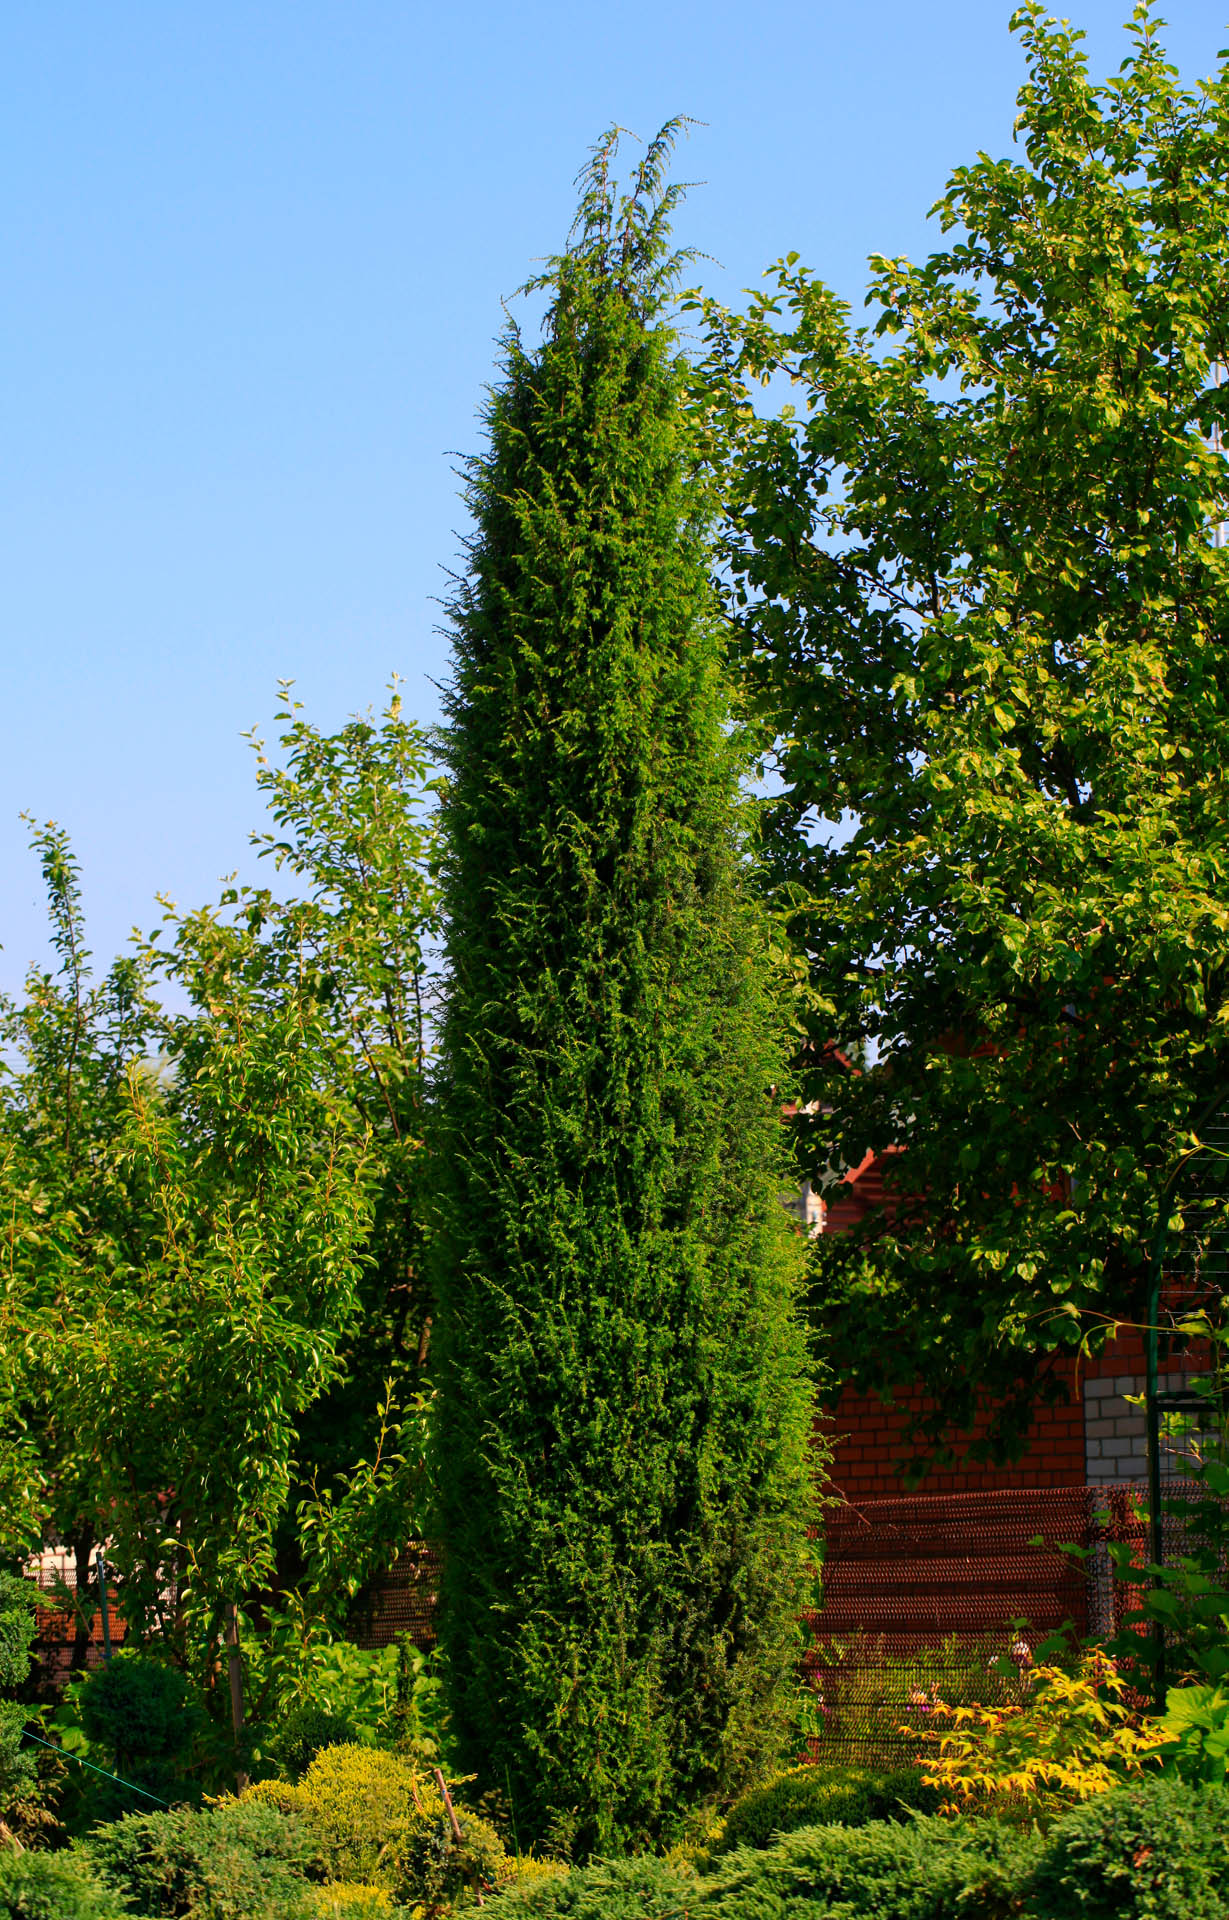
[1083,1370,1197,1483]
[1083,1374,1147,1483]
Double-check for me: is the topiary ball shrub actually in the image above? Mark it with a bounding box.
[275,1705,356,1781]
[79,1795,320,1918]
[1028,1775,1229,1919]
[77,1652,201,1804]
[0,1849,127,1920]
[718,1763,941,1852]
[79,1655,192,1766]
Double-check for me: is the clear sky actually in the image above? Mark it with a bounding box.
[3,2,1226,989]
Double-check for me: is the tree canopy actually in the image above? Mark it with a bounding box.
[698,1,1229,1451]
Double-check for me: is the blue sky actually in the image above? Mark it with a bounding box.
[2,1,1226,988]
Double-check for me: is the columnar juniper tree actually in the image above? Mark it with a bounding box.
[431,127,818,1854]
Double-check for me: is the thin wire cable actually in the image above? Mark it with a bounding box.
[19,1727,171,1807]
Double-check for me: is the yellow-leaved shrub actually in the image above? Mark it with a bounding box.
[307,1885,396,1918]
[912,1654,1167,1822]
[496,1857,571,1895]
[247,1743,506,1909]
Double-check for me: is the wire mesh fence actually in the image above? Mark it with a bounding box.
[25,1480,1214,1767]
[1150,1110,1228,1446]
[26,1543,441,1696]
[347,1543,441,1650]
[800,1482,1172,1769]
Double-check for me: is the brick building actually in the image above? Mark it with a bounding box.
[813,1146,1193,1504]
[797,1142,1215,1742]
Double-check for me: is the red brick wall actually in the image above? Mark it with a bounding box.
[821,1313,1204,1502]
[814,1139,1168,1500]
[822,1359,1087,1502]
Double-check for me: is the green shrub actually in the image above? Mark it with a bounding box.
[0,1849,127,1920]
[488,1855,692,1920]
[491,1789,1229,1920]
[246,1637,431,1759]
[76,1654,200,1813]
[711,1817,1041,1920]
[0,1575,40,1690]
[249,1744,426,1885]
[79,1656,195,1772]
[1155,1682,1229,1785]
[717,1763,940,1851]
[497,1858,572,1898]
[490,1818,1037,1920]
[274,1705,355,1781]
[396,1804,505,1912]
[1028,1776,1229,1919]
[0,1575,55,1843]
[80,1795,320,1918]
[0,1704,38,1823]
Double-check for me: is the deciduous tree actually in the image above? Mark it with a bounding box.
[699,2,1229,1453]
[0,689,440,1722]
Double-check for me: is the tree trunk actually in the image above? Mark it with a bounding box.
[223,1603,247,1792]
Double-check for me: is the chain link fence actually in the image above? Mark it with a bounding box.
[800,1482,1163,1768]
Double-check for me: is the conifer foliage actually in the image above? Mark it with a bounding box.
[431,127,818,1854]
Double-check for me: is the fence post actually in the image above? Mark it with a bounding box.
[1142,1254,1167,1712]
[94,1549,113,1664]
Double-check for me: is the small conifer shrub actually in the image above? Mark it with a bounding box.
[431,124,819,1854]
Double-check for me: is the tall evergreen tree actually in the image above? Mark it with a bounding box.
[431,127,818,1854]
